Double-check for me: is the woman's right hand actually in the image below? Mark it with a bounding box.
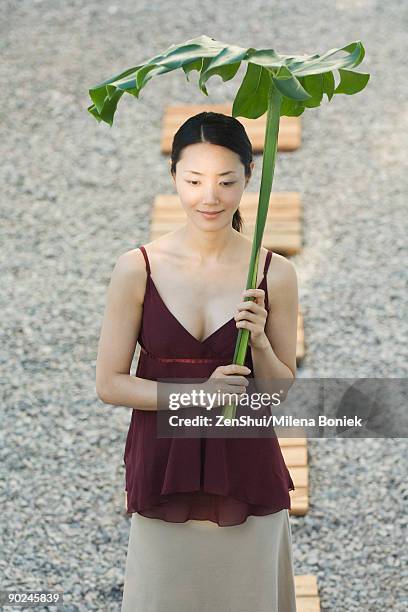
[201,364,251,408]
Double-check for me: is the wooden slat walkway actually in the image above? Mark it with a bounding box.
[161,103,301,153]
[150,192,303,256]
[297,310,306,363]
[279,436,309,515]
[295,575,321,611]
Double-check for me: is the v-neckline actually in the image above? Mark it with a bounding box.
[147,274,267,345]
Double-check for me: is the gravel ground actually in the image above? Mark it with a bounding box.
[1,1,407,610]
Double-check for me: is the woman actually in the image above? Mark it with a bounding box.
[96,112,299,611]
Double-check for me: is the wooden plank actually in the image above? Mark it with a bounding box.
[286,466,308,488]
[281,445,308,466]
[153,210,300,221]
[297,310,306,362]
[161,103,301,153]
[290,486,309,515]
[296,597,321,612]
[150,192,303,255]
[280,436,309,515]
[295,573,320,609]
[278,437,307,447]
[295,575,318,596]
[154,192,301,214]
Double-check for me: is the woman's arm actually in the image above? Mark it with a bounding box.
[95,249,158,410]
[248,255,299,398]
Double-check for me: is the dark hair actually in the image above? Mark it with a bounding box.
[170,112,253,233]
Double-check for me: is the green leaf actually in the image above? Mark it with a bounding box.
[91,64,142,90]
[232,63,271,119]
[88,88,124,126]
[300,74,324,107]
[272,65,312,101]
[89,86,109,114]
[246,48,285,69]
[202,44,247,73]
[182,58,204,82]
[289,41,366,76]
[87,36,370,125]
[334,68,370,94]
[322,71,335,101]
[198,58,213,95]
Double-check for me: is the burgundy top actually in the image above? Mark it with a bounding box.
[123,245,295,527]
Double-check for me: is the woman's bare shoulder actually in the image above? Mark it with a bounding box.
[138,235,176,260]
[269,249,295,268]
[110,248,148,304]
[268,250,297,281]
[267,251,298,305]
[115,247,147,276]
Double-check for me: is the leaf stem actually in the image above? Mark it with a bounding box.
[220,78,282,421]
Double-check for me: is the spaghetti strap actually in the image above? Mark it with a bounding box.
[262,250,272,311]
[263,250,272,277]
[139,246,151,275]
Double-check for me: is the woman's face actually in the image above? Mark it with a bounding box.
[171,142,254,230]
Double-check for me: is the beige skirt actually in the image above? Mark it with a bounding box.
[121,509,297,612]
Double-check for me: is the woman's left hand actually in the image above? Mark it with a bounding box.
[234,289,270,349]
